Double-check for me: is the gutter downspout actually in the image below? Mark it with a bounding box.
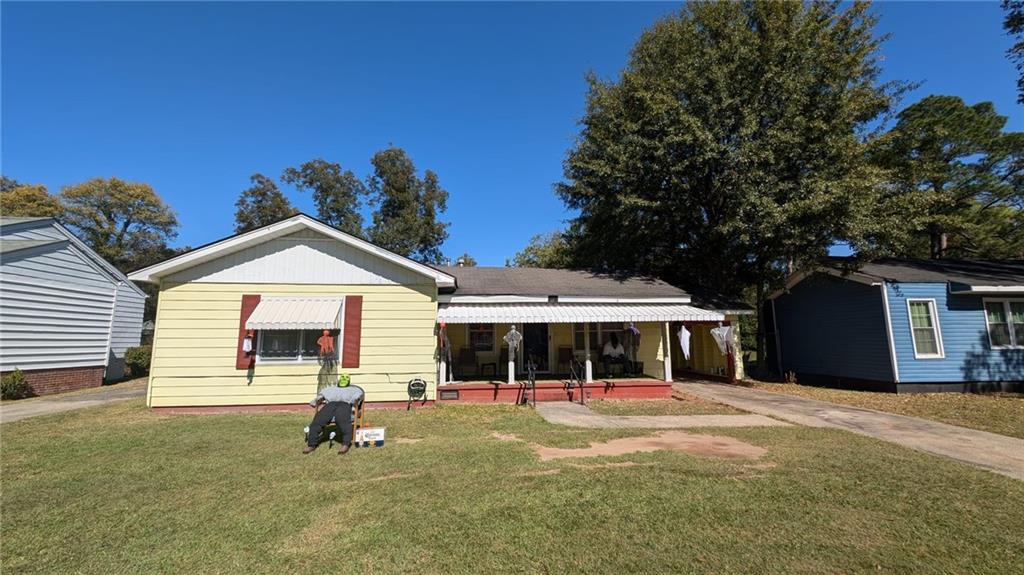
[878,282,901,384]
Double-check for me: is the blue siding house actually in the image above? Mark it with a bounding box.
[769,259,1024,393]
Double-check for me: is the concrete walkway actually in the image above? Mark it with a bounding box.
[535,401,790,429]
[0,381,146,424]
[677,381,1024,481]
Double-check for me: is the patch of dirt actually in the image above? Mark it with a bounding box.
[520,469,562,477]
[394,438,423,444]
[531,431,767,461]
[364,472,417,483]
[491,432,522,442]
[566,461,655,470]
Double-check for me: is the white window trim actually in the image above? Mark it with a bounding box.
[255,302,344,364]
[572,322,626,356]
[982,297,1024,350]
[466,323,496,353]
[906,299,945,359]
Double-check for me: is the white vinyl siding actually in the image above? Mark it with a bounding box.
[105,283,147,379]
[907,299,944,359]
[0,220,146,379]
[984,299,1024,349]
[164,229,426,285]
[0,243,115,371]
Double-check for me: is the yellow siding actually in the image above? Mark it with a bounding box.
[635,322,666,380]
[148,282,438,407]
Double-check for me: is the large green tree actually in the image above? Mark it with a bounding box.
[366,147,449,264]
[873,95,1024,258]
[281,159,366,236]
[1,184,64,218]
[234,174,297,233]
[1004,1,1024,104]
[60,177,179,271]
[557,1,904,368]
[508,232,572,268]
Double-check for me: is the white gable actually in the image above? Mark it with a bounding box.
[164,229,428,285]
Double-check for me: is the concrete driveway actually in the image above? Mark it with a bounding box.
[676,381,1024,481]
[0,380,146,424]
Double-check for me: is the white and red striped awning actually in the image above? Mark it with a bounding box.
[436,303,723,324]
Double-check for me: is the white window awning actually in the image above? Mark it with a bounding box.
[246,297,343,330]
[436,303,723,324]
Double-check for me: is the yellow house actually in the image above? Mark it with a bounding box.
[129,214,456,409]
[130,214,749,409]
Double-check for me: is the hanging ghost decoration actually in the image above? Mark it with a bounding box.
[709,325,734,356]
[677,325,692,361]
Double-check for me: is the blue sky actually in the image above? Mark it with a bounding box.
[2,1,1021,265]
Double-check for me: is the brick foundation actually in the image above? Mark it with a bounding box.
[3,365,105,397]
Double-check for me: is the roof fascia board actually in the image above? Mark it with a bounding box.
[128,215,455,287]
[558,296,691,304]
[949,285,1024,294]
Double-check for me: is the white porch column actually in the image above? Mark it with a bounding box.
[662,321,673,382]
[584,323,593,383]
[439,358,447,385]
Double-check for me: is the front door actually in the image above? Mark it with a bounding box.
[522,324,550,373]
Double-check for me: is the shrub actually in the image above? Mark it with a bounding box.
[1,369,30,400]
[124,345,152,377]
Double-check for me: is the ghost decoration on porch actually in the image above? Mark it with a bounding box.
[677,325,692,361]
[709,325,734,356]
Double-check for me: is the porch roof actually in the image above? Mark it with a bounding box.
[436,303,723,324]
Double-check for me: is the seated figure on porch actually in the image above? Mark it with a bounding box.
[601,333,626,377]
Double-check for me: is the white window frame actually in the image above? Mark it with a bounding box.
[255,300,344,364]
[906,298,945,359]
[982,298,1024,350]
[572,322,625,356]
[467,324,495,353]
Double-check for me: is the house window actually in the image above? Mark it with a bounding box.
[573,323,624,353]
[907,299,944,358]
[985,300,1024,348]
[468,324,494,352]
[259,330,336,361]
[573,323,600,352]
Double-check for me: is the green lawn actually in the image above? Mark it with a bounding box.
[2,400,1023,574]
[744,381,1024,439]
[588,394,745,416]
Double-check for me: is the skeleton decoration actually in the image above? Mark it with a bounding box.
[503,325,522,352]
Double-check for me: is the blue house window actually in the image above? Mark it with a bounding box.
[907,299,944,359]
[984,300,1024,348]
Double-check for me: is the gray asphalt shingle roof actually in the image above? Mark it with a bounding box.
[439,266,690,298]
[829,257,1024,286]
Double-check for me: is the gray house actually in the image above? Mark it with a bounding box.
[0,217,146,395]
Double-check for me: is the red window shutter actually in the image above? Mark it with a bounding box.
[341,295,363,368]
[236,294,261,370]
